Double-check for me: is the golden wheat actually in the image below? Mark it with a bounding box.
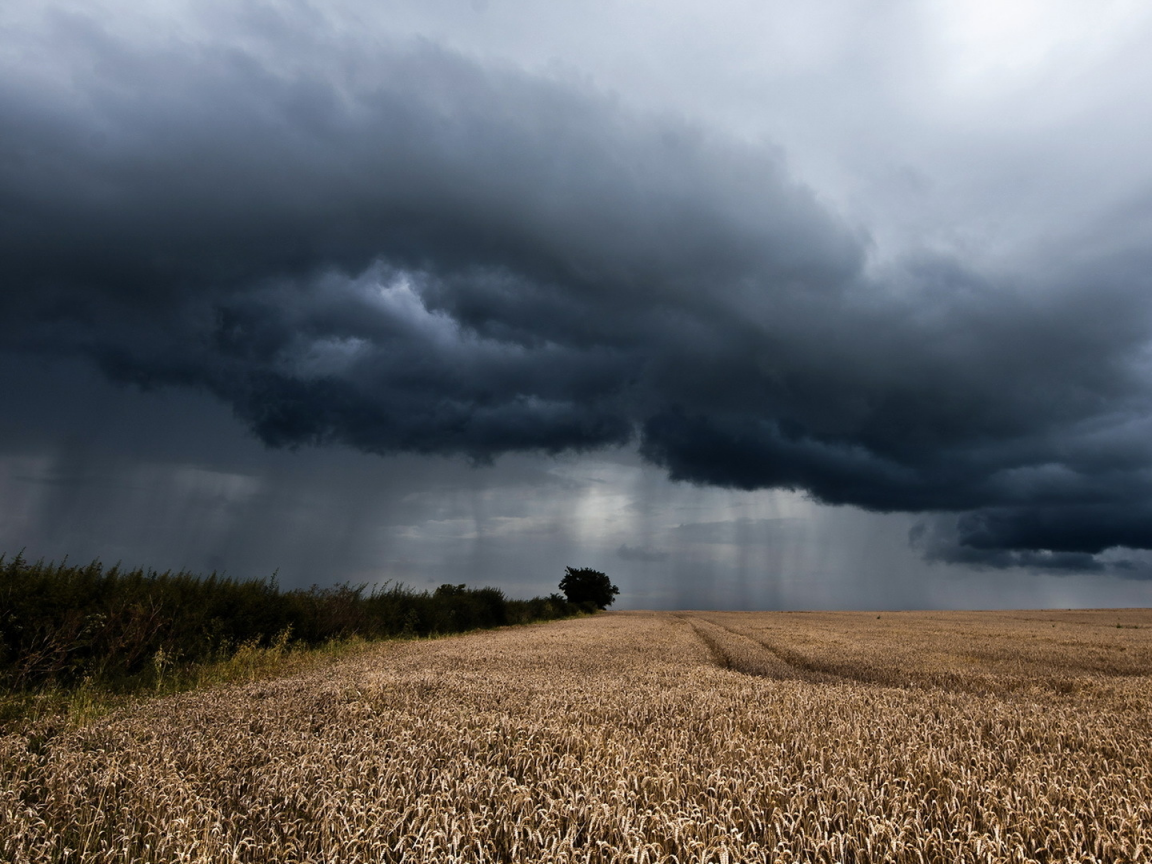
[3,610,1151,862]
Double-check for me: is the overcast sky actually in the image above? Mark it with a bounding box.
[4,0,1152,608]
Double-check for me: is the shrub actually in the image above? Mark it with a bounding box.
[0,553,583,693]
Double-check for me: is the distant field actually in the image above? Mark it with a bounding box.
[4,610,1151,862]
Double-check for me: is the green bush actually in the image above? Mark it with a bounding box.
[0,553,584,693]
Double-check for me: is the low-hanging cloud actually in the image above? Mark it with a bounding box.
[5,12,1152,572]
[617,544,669,563]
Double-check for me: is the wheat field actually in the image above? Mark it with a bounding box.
[3,609,1151,863]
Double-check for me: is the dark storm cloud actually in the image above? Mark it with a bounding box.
[5,11,1152,570]
[911,516,1152,579]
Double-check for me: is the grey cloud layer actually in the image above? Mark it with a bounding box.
[5,15,1152,569]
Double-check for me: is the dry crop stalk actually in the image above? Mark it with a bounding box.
[2,609,1151,863]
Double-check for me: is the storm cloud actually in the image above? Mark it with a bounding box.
[5,6,1152,572]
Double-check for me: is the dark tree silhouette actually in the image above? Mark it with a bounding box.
[559,567,619,609]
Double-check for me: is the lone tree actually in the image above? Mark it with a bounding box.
[559,567,619,610]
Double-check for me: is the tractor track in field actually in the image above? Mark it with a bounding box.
[677,613,845,683]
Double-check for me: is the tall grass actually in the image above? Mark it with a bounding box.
[0,553,585,700]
